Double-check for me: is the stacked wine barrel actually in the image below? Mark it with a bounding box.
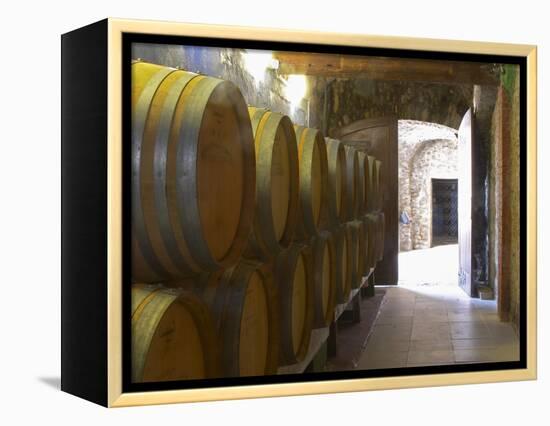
[130,60,387,382]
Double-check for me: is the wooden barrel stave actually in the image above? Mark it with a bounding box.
[355,150,366,217]
[274,244,315,365]
[325,138,348,228]
[357,151,371,216]
[366,155,376,213]
[293,125,329,241]
[189,261,279,377]
[377,211,386,262]
[132,64,183,281]
[343,146,362,221]
[373,159,382,212]
[131,284,219,383]
[131,61,256,282]
[308,231,337,328]
[345,222,359,289]
[244,108,300,260]
[348,220,367,288]
[362,214,376,272]
[333,225,353,304]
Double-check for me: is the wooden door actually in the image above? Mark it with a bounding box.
[335,117,398,285]
[458,109,473,296]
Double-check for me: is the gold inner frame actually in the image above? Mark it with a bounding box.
[107,18,537,407]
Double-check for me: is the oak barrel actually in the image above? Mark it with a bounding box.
[355,151,366,217]
[377,211,386,262]
[366,155,376,213]
[343,146,362,220]
[131,61,256,282]
[357,151,370,215]
[294,125,329,240]
[195,261,279,377]
[348,220,367,287]
[333,225,353,304]
[244,108,300,260]
[274,244,314,365]
[308,231,337,328]
[131,284,219,383]
[324,138,348,227]
[363,214,377,271]
[373,159,382,212]
[345,222,359,289]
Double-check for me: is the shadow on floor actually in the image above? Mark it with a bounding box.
[38,376,61,390]
[326,288,386,371]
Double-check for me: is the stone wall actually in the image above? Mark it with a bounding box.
[506,68,521,330]
[493,66,521,329]
[308,78,473,137]
[132,43,310,126]
[489,88,504,311]
[488,65,520,329]
[408,139,458,249]
[398,120,458,251]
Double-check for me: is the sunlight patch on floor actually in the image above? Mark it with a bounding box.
[398,244,459,287]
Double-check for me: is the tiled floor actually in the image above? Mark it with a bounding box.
[356,245,520,370]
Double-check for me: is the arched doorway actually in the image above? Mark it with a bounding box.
[397,120,458,251]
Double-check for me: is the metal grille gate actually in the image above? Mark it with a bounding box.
[431,178,458,246]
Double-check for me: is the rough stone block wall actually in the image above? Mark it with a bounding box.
[309,79,472,136]
[489,88,504,311]
[409,139,458,249]
[397,121,458,251]
[488,66,520,329]
[131,43,311,126]
[506,68,521,330]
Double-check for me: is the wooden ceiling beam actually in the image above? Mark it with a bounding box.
[273,52,500,85]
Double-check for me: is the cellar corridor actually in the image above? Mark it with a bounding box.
[356,247,520,370]
[358,284,520,369]
[124,42,522,383]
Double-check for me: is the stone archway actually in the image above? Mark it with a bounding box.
[398,120,458,251]
[315,79,473,136]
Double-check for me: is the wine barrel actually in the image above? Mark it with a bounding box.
[343,146,362,220]
[355,149,365,218]
[373,159,382,212]
[308,231,337,328]
[274,244,314,365]
[131,61,256,283]
[348,220,367,287]
[345,222,359,289]
[294,125,329,240]
[324,138,348,227]
[366,155,376,213]
[333,225,353,304]
[193,261,279,377]
[363,214,377,271]
[377,211,386,262]
[357,151,370,215]
[244,108,300,260]
[131,284,219,383]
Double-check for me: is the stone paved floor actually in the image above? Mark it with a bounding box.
[397,244,459,287]
[357,245,520,370]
